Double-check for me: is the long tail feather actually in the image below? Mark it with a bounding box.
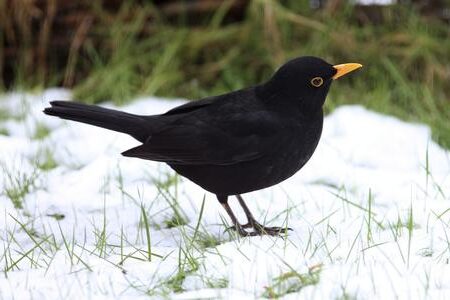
[43,101,150,142]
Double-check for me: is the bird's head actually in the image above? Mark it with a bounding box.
[259,56,362,113]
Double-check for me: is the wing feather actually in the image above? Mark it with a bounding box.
[122,123,264,165]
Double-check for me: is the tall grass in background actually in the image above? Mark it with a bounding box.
[1,0,449,147]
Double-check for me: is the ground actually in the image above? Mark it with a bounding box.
[1,89,449,299]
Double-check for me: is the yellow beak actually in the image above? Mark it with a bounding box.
[332,63,363,80]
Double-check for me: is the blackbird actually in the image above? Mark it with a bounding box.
[44,56,361,237]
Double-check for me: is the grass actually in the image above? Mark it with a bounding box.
[164,225,204,293]
[140,204,152,261]
[33,148,58,171]
[32,122,51,140]
[151,172,190,229]
[1,163,40,209]
[0,108,10,121]
[263,264,322,298]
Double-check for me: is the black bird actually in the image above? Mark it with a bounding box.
[44,56,361,237]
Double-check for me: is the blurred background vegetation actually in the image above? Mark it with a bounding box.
[1,0,449,147]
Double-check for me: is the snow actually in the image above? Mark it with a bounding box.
[0,88,449,299]
[356,0,394,6]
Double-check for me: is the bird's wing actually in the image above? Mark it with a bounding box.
[121,110,282,166]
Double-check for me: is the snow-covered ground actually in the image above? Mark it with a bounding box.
[1,89,449,299]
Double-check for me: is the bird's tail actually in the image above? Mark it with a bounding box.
[43,101,151,142]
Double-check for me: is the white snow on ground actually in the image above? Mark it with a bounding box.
[0,89,449,299]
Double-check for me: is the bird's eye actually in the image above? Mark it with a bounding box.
[310,77,323,87]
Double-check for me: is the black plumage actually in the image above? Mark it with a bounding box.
[44,56,361,236]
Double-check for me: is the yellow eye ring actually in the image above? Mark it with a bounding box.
[311,77,323,87]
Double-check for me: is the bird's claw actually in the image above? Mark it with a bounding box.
[225,222,292,237]
[225,225,258,237]
[241,222,253,229]
[253,224,292,236]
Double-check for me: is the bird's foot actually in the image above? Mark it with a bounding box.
[226,222,292,237]
[252,222,292,236]
[226,224,259,237]
[240,222,253,229]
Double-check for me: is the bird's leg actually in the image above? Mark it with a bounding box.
[235,195,292,236]
[235,195,256,229]
[217,195,257,237]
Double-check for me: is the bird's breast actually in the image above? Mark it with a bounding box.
[262,114,323,184]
